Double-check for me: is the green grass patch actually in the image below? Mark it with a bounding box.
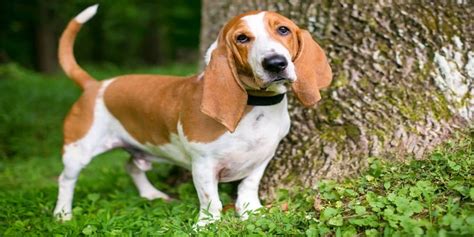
[0,64,472,236]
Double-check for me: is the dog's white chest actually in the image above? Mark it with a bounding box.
[195,98,291,182]
[136,97,290,182]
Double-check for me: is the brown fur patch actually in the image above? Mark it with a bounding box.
[58,20,96,89]
[292,30,332,106]
[104,75,252,145]
[63,82,101,145]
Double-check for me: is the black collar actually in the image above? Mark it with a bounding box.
[247,93,285,106]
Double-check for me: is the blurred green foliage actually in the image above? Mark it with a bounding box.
[0,0,201,71]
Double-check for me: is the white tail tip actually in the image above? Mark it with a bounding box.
[75,4,99,24]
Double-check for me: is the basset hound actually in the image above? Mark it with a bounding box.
[53,4,332,226]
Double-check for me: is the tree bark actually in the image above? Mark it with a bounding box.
[200,0,473,199]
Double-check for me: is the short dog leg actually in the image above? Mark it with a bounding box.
[126,157,170,201]
[236,159,270,220]
[54,150,92,221]
[192,159,222,227]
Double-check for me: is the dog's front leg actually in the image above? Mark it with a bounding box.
[192,158,222,227]
[236,159,270,220]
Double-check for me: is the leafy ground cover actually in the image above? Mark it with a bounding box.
[0,64,472,236]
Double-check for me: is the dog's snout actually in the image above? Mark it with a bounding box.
[262,55,288,73]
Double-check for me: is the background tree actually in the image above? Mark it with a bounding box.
[0,0,201,72]
[200,0,473,198]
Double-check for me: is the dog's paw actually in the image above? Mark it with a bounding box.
[192,211,221,231]
[236,202,263,220]
[53,204,73,222]
[192,217,217,231]
[140,189,171,201]
[54,211,73,222]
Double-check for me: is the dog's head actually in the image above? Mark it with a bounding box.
[201,11,332,132]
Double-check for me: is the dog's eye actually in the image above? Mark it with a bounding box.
[236,34,250,43]
[277,26,290,36]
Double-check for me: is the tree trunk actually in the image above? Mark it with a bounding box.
[35,1,57,73]
[200,0,473,199]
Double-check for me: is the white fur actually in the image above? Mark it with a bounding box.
[242,12,297,88]
[75,4,98,24]
[204,40,218,65]
[54,79,119,220]
[109,87,291,183]
[126,159,170,200]
[120,96,290,225]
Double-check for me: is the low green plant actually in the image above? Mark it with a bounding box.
[0,64,472,236]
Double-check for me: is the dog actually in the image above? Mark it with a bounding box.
[53,4,332,226]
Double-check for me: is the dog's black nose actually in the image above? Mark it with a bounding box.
[262,55,288,73]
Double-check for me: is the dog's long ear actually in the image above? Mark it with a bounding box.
[292,30,332,107]
[200,38,247,133]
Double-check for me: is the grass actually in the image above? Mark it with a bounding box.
[0,63,473,236]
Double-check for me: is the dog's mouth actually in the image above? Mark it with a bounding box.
[260,76,292,89]
[239,71,293,92]
[272,77,288,82]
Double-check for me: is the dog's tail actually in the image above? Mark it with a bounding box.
[58,4,98,89]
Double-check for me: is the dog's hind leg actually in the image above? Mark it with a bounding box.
[54,134,119,220]
[125,152,171,201]
[54,143,93,221]
[54,80,120,221]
